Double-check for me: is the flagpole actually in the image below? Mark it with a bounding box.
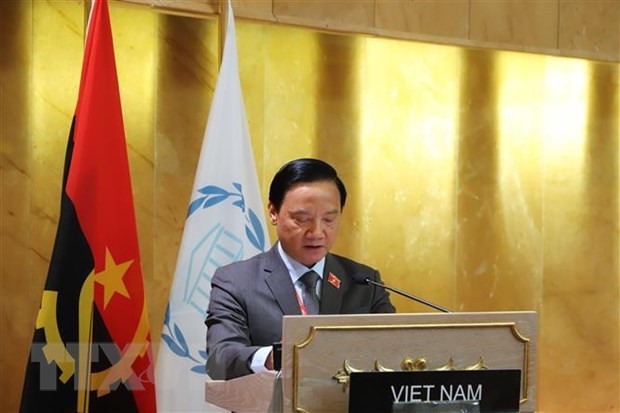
[76,276,95,412]
[77,2,97,411]
[84,1,93,37]
[217,0,228,68]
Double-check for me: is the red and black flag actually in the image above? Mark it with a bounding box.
[20,0,157,411]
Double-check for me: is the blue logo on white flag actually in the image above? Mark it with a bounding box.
[161,305,209,374]
[187,182,267,253]
[161,182,267,374]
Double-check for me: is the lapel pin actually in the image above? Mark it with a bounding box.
[327,272,341,289]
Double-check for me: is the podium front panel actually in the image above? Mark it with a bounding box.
[281,311,536,413]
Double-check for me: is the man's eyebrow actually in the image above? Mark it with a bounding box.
[289,210,312,217]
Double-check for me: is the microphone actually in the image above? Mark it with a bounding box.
[352,273,451,313]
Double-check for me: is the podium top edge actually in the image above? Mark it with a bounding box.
[283,311,537,320]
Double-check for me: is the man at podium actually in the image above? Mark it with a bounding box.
[205,158,395,380]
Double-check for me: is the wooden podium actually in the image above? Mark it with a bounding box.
[205,311,537,412]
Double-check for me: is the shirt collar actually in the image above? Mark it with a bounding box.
[277,242,326,283]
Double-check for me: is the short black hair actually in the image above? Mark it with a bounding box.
[268,158,347,212]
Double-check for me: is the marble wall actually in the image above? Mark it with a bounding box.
[1,1,618,412]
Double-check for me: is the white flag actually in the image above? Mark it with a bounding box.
[156,3,269,411]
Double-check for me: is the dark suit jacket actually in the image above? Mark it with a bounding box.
[205,244,395,379]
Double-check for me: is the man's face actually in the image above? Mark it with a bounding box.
[269,180,342,267]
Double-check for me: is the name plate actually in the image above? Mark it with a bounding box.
[348,370,521,413]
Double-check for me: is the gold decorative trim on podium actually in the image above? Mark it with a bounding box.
[292,322,531,413]
[331,356,492,393]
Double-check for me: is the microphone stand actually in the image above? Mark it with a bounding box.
[365,278,451,313]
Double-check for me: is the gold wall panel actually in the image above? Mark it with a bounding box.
[539,60,619,411]
[1,3,34,412]
[153,12,219,357]
[358,38,461,311]
[30,0,85,314]
[1,2,618,412]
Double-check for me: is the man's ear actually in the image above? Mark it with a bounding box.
[267,202,277,225]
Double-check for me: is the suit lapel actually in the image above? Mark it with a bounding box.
[263,246,302,315]
[320,254,347,314]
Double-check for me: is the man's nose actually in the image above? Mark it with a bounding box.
[306,219,324,236]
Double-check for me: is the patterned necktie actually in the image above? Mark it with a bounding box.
[300,270,320,315]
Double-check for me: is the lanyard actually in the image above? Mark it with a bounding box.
[295,290,310,315]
